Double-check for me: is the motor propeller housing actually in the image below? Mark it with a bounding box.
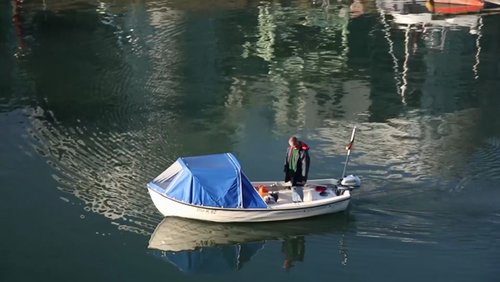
[337,175,361,191]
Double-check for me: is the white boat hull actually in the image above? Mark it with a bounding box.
[148,178,351,223]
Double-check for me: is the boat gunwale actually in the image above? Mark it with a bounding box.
[147,183,351,212]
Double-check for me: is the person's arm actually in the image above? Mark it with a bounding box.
[284,147,289,172]
[302,150,310,182]
[284,147,293,183]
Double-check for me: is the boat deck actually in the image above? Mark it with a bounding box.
[251,179,345,208]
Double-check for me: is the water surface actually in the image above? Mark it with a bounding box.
[1,0,500,281]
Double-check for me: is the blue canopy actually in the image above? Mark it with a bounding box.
[149,153,267,209]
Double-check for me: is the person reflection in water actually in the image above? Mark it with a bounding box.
[282,236,305,271]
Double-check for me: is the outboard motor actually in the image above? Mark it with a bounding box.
[336,175,361,195]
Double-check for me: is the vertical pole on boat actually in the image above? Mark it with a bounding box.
[341,126,356,178]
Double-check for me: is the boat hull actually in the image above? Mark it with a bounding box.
[147,181,351,223]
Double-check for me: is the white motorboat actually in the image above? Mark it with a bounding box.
[147,129,360,223]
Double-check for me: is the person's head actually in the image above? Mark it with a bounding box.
[288,136,299,148]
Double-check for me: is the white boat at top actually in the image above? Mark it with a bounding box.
[147,129,361,223]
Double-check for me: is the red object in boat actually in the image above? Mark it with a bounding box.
[315,186,327,193]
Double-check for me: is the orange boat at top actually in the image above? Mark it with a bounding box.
[433,0,483,5]
[426,0,484,14]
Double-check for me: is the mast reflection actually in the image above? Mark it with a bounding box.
[377,0,484,103]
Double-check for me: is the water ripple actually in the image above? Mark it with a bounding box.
[27,105,174,235]
[313,108,481,186]
[7,0,500,249]
[15,3,189,236]
[454,137,500,192]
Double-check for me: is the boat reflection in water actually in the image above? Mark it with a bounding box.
[376,0,489,103]
[148,215,350,274]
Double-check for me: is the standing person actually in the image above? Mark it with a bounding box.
[284,136,310,202]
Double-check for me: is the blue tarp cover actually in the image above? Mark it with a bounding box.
[151,153,267,209]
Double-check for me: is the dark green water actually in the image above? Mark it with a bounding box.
[2,0,500,281]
